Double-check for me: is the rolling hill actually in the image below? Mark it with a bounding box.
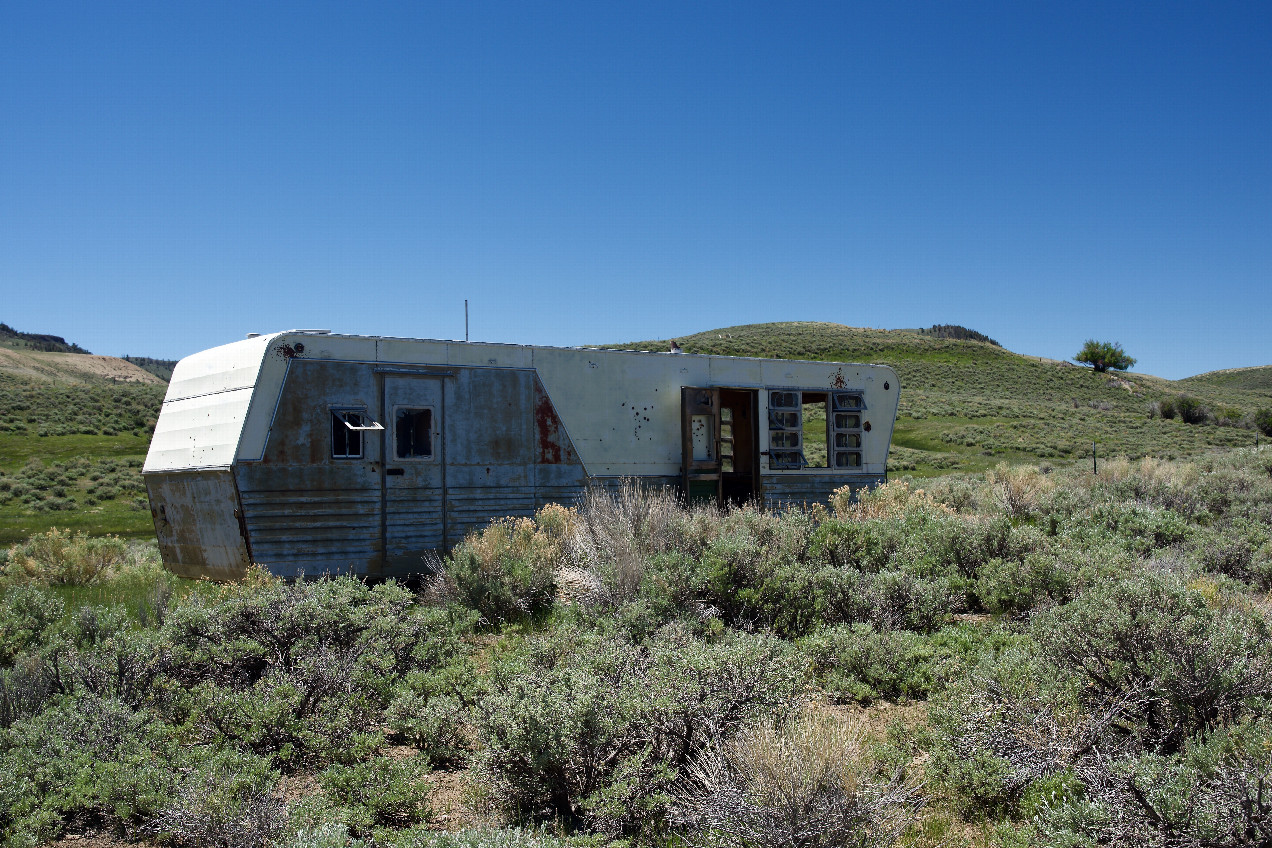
[0,336,166,541]
[609,322,1271,475]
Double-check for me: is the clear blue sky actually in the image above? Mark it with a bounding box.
[2,2,1268,379]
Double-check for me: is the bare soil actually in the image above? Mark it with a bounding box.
[0,348,163,384]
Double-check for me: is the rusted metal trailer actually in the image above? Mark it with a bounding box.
[143,331,899,580]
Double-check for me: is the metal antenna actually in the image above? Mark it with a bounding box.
[465,299,469,342]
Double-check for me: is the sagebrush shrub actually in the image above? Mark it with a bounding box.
[446,516,558,623]
[672,711,922,848]
[1030,571,1272,750]
[985,463,1054,518]
[472,624,801,833]
[319,754,432,833]
[159,577,451,769]
[3,527,127,585]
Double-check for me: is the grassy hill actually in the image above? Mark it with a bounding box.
[0,343,165,542]
[1180,364,1272,396]
[609,322,1270,476]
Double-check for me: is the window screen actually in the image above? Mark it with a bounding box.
[395,408,433,459]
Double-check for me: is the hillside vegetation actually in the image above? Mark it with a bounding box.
[0,321,89,354]
[4,321,1272,847]
[0,349,163,542]
[1182,364,1272,395]
[611,322,1270,475]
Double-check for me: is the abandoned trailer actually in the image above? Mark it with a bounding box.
[143,331,900,580]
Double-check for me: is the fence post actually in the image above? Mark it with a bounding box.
[1092,441,1097,475]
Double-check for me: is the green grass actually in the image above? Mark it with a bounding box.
[1181,364,1272,395]
[0,433,151,471]
[0,372,160,542]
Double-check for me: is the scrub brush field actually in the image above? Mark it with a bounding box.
[3,449,1272,847]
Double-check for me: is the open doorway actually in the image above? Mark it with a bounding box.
[681,387,760,507]
[719,389,759,505]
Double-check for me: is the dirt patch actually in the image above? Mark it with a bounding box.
[429,767,503,832]
[48,832,155,848]
[0,348,163,384]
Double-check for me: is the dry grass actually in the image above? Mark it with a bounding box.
[984,463,1055,518]
[564,480,687,606]
[3,526,129,585]
[832,480,954,521]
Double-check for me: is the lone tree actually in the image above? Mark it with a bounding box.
[1075,339,1136,372]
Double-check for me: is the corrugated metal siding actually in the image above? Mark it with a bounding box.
[761,474,884,510]
[236,459,381,577]
[447,487,538,541]
[385,489,445,555]
[237,488,380,576]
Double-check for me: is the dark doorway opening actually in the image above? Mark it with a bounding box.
[719,389,759,506]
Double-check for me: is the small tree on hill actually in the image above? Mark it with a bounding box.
[1075,340,1136,373]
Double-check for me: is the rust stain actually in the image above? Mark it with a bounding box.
[534,384,564,464]
[831,367,847,389]
[274,342,305,359]
[534,379,582,466]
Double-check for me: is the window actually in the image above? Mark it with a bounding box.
[394,407,434,459]
[767,390,865,471]
[331,409,382,458]
[768,391,802,468]
[830,392,864,469]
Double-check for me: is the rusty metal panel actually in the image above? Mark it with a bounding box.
[234,359,385,577]
[145,470,251,580]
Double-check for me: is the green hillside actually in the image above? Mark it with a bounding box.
[610,322,1270,476]
[0,345,165,542]
[1181,364,1272,396]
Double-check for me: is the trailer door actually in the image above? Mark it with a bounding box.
[681,387,722,505]
[382,375,446,571]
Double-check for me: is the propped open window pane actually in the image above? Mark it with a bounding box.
[336,411,384,431]
[331,410,367,458]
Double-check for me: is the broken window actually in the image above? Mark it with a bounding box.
[767,390,865,471]
[395,407,433,459]
[331,409,381,459]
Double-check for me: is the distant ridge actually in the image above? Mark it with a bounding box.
[1181,365,1272,395]
[0,322,89,354]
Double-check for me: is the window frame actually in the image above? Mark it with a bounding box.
[330,408,381,459]
[391,405,436,462]
[766,388,867,472]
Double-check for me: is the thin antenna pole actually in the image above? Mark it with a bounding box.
[465,299,469,342]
